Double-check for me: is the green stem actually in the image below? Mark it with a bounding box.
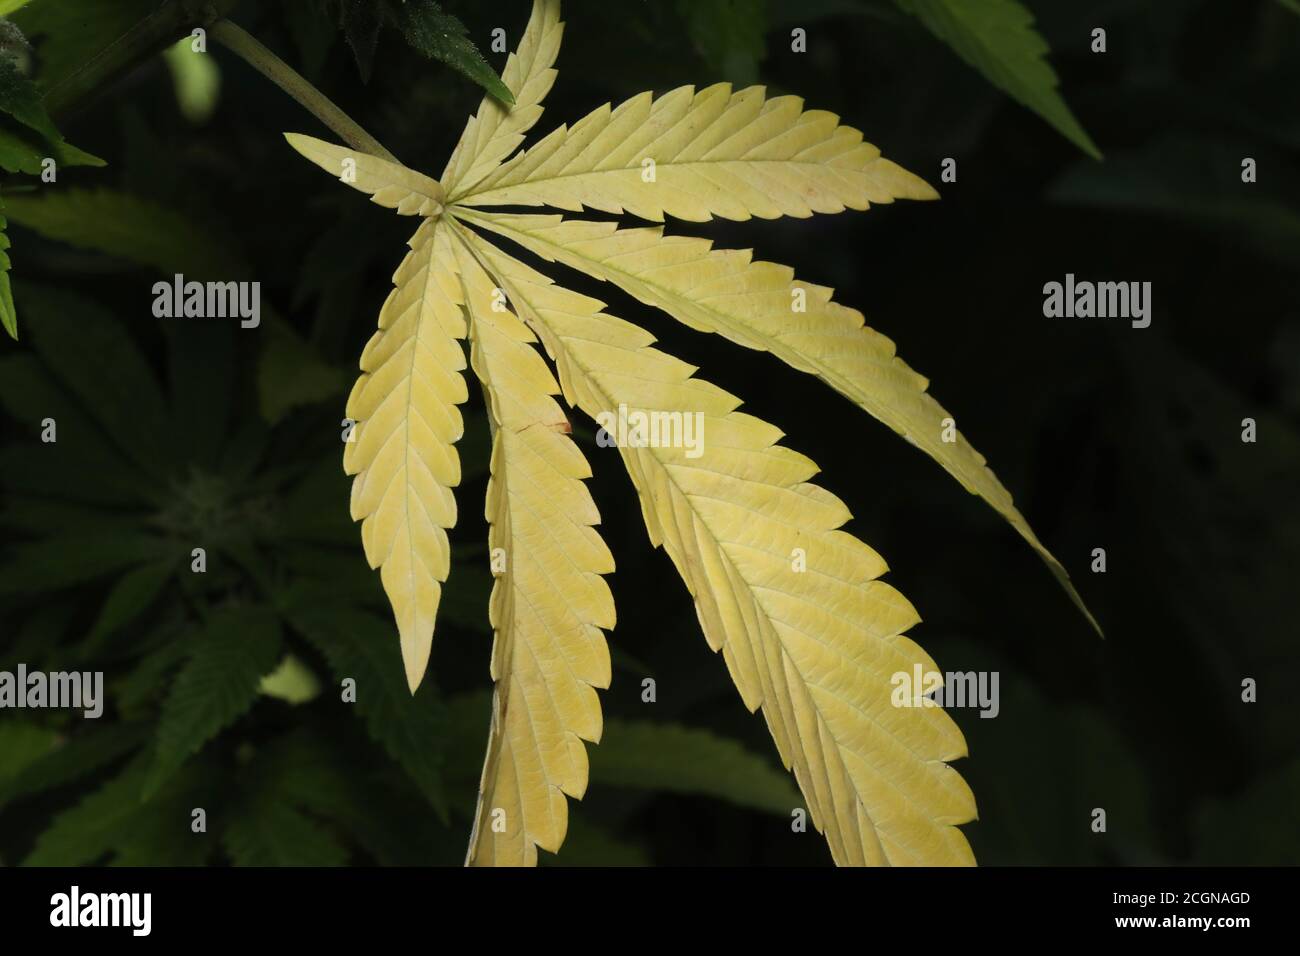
[45,0,241,119]
[209,20,398,163]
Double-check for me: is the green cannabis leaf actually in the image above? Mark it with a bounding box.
[0,52,103,163]
[446,691,803,816]
[589,719,803,816]
[327,0,514,103]
[896,0,1101,159]
[145,607,284,797]
[0,28,104,338]
[223,799,350,866]
[395,0,515,105]
[4,188,243,278]
[291,604,450,818]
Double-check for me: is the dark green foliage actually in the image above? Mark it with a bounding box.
[894,0,1101,158]
[290,604,451,818]
[0,12,102,338]
[675,0,768,85]
[332,0,385,80]
[391,0,515,104]
[0,38,104,170]
[324,0,514,103]
[147,606,285,796]
[10,0,160,94]
[223,798,350,866]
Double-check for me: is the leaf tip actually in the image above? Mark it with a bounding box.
[1046,553,1104,638]
[402,649,427,696]
[491,80,517,108]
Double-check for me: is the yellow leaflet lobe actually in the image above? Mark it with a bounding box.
[455,83,936,222]
[441,0,564,200]
[345,218,468,692]
[283,133,444,215]
[458,209,1097,633]
[450,224,614,866]
[457,224,975,865]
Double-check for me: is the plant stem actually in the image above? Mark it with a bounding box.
[45,0,241,119]
[209,20,399,164]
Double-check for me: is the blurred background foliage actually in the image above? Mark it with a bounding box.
[0,0,1297,866]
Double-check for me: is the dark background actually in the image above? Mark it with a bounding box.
[0,0,1297,866]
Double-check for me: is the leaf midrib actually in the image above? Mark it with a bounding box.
[457,154,881,201]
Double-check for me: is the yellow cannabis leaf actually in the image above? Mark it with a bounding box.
[453,233,615,866]
[285,133,445,216]
[452,84,937,222]
[284,0,1096,866]
[441,0,564,198]
[454,229,976,864]
[306,202,467,693]
[455,209,1094,629]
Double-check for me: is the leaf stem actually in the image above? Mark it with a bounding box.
[209,20,399,164]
